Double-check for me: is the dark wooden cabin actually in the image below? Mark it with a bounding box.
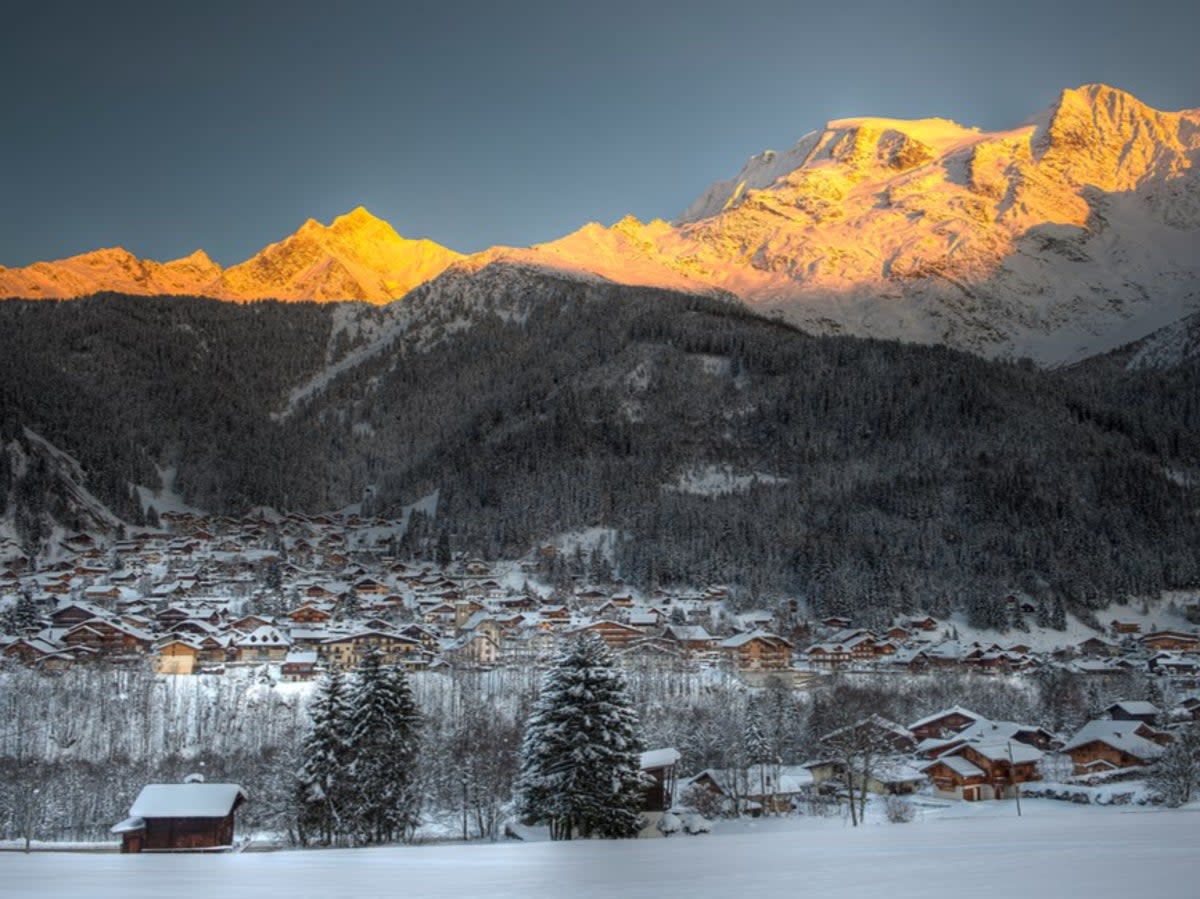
[639,748,681,813]
[112,781,247,852]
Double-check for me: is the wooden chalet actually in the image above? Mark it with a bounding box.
[907,706,986,741]
[1140,631,1200,653]
[922,740,1041,801]
[719,631,793,672]
[1061,720,1168,775]
[1103,700,1161,725]
[567,620,645,651]
[319,630,427,670]
[112,781,247,852]
[155,638,200,675]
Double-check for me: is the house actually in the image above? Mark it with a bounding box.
[233,626,290,663]
[803,757,926,796]
[1103,700,1161,726]
[922,740,1041,801]
[319,630,427,670]
[155,638,200,675]
[1061,720,1168,775]
[1141,631,1200,653]
[638,748,681,837]
[907,706,986,741]
[281,649,318,681]
[685,765,815,816]
[566,620,646,651]
[112,780,247,852]
[719,631,793,672]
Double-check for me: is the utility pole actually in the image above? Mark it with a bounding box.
[1007,741,1022,817]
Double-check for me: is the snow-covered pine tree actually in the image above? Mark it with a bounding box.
[515,633,646,840]
[345,651,421,844]
[742,702,773,808]
[295,667,352,846]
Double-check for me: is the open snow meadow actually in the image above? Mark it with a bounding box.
[3,802,1196,899]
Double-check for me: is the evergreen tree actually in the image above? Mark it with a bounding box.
[742,702,773,809]
[295,668,352,845]
[346,651,421,844]
[516,634,646,840]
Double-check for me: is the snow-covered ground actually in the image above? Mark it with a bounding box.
[3,802,1196,899]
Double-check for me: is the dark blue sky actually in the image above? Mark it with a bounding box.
[2,0,1196,266]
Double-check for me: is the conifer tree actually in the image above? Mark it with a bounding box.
[295,668,352,845]
[346,651,421,844]
[516,634,646,840]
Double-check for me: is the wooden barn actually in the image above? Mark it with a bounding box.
[112,781,247,852]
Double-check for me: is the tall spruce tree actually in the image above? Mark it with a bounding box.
[346,651,421,844]
[516,633,646,840]
[295,668,352,846]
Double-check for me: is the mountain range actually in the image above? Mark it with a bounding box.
[3,84,1197,364]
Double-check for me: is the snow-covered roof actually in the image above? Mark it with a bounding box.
[923,755,985,778]
[1061,721,1166,761]
[128,783,247,818]
[907,705,984,731]
[640,748,681,770]
[957,740,1043,765]
[1105,700,1160,716]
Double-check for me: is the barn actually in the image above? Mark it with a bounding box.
[111,780,248,852]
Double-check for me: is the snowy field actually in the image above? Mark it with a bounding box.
[3,802,1197,899]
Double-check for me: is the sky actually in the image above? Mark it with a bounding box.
[2,0,1197,266]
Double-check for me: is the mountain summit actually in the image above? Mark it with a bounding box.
[0,207,462,303]
[475,83,1199,362]
[1,85,1197,361]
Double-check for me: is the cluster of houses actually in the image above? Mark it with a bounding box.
[2,512,1200,692]
[679,698,1199,814]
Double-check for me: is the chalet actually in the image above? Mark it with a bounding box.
[50,601,110,628]
[922,740,1041,801]
[1061,720,1167,775]
[233,626,290,663]
[319,630,427,670]
[229,614,275,633]
[907,706,986,741]
[1,637,74,670]
[639,747,680,815]
[907,616,939,632]
[567,620,645,651]
[443,632,500,668]
[661,624,716,659]
[719,631,793,672]
[1110,619,1142,635]
[155,638,200,675]
[820,716,918,754]
[1077,636,1120,657]
[685,765,815,816]
[63,619,154,657]
[1149,653,1200,678]
[821,616,852,629]
[112,780,247,852]
[281,649,318,681]
[804,757,925,796]
[1140,631,1200,653]
[807,643,852,668]
[1103,700,1161,726]
[288,603,333,624]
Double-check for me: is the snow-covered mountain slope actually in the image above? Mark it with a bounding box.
[476,85,1200,364]
[0,207,462,303]
[2,85,1197,361]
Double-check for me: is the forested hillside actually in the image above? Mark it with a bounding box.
[1,271,1197,622]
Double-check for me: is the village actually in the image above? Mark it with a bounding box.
[2,508,1200,855]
